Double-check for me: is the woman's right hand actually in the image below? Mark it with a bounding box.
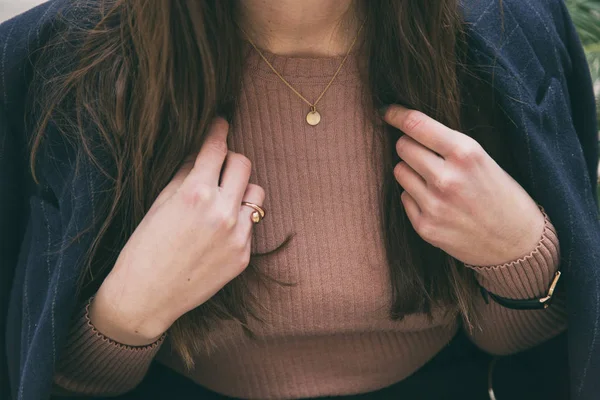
[89,118,265,346]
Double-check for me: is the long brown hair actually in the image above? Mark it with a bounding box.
[30,0,485,365]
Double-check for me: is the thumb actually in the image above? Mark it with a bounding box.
[151,153,198,210]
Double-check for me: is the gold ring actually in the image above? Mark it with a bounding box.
[241,202,266,224]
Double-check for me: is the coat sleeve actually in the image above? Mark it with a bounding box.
[0,2,104,398]
[463,1,600,398]
[0,19,31,398]
[557,2,600,397]
[0,91,27,400]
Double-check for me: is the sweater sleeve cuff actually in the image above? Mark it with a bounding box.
[54,298,166,396]
[465,208,560,300]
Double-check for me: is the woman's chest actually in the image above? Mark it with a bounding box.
[223,79,449,335]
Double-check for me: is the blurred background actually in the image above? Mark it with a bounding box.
[0,0,45,21]
[1,0,599,195]
[567,0,600,198]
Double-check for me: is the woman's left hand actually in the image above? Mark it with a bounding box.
[382,105,545,266]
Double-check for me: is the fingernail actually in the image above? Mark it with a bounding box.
[378,105,389,118]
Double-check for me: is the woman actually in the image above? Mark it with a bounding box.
[1,0,598,399]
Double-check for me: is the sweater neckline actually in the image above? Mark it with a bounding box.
[241,41,362,84]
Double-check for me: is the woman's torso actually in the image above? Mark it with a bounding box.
[155,45,458,400]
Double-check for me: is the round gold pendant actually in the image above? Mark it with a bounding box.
[306,110,321,126]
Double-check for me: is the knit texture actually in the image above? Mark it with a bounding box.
[53,45,566,399]
[53,299,165,396]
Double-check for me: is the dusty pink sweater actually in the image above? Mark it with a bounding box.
[53,46,566,399]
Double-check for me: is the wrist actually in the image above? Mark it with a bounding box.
[91,281,170,346]
[471,204,546,267]
[465,207,560,299]
[501,204,547,265]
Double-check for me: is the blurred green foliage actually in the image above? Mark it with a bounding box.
[565,0,600,198]
[567,0,599,122]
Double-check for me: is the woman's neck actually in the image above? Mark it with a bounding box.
[235,0,361,57]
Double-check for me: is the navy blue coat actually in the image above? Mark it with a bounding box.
[1,0,598,399]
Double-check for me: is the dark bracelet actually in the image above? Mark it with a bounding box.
[480,271,562,310]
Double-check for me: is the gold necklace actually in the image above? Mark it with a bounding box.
[240,21,366,126]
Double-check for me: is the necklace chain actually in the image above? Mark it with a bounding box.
[239,20,366,124]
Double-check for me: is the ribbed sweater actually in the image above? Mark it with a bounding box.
[53,45,567,399]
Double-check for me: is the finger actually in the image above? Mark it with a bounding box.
[220,151,252,207]
[188,118,230,186]
[169,154,198,189]
[401,191,421,228]
[153,153,198,209]
[238,184,266,236]
[396,135,444,183]
[383,105,462,157]
[393,161,429,206]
